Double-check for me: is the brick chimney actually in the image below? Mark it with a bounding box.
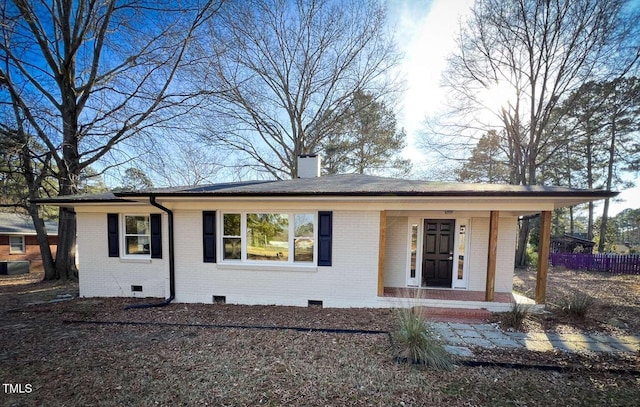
[297,154,321,178]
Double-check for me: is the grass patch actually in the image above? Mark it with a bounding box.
[392,308,453,370]
[560,292,594,319]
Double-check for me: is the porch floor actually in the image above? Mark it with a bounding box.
[383,287,513,303]
[380,287,539,314]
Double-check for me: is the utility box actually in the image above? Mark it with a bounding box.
[0,261,30,275]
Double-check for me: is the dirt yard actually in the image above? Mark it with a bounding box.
[1,267,639,406]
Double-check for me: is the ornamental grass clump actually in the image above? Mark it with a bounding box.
[560,292,594,319]
[392,308,453,371]
[502,302,530,331]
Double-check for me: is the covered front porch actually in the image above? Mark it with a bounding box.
[376,210,553,312]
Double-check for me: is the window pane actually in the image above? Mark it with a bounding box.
[294,214,314,237]
[9,236,24,253]
[126,236,150,255]
[294,238,314,262]
[410,224,418,278]
[223,237,242,260]
[294,214,314,262]
[247,213,288,261]
[458,225,466,280]
[125,216,149,234]
[223,214,241,236]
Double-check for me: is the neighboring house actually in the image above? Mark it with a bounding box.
[40,156,614,310]
[0,212,58,274]
[551,234,595,253]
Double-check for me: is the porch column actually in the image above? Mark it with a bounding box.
[377,211,387,297]
[535,211,552,304]
[485,210,499,301]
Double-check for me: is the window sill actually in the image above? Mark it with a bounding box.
[217,263,318,273]
[119,257,152,264]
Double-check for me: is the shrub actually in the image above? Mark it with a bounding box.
[501,302,530,331]
[560,292,594,319]
[525,247,538,266]
[392,308,453,370]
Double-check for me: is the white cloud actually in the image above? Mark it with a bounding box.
[607,185,640,215]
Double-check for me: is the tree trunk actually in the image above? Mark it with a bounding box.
[53,63,81,282]
[569,206,575,235]
[54,164,79,281]
[586,132,595,240]
[598,116,617,253]
[29,203,56,280]
[587,202,594,240]
[17,132,56,280]
[598,199,611,252]
[55,207,78,281]
[515,218,530,268]
[552,209,561,235]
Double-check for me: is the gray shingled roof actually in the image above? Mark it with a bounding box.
[36,174,616,203]
[0,212,58,235]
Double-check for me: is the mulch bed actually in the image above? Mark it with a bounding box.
[2,269,640,406]
[513,267,640,335]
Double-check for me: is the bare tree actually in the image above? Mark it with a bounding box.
[0,118,57,275]
[0,0,222,280]
[200,0,401,179]
[424,0,640,266]
[141,137,224,186]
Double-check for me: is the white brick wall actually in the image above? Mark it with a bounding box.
[77,211,168,298]
[171,210,380,307]
[76,205,518,306]
[468,216,517,293]
[384,216,407,287]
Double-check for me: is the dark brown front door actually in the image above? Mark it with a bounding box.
[422,219,455,287]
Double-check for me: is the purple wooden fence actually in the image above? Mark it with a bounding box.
[550,253,640,274]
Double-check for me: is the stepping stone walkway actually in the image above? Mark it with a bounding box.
[432,322,640,354]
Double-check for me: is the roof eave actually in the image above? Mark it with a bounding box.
[114,190,617,199]
[33,198,138,205]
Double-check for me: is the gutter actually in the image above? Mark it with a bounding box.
[125,196,175,309]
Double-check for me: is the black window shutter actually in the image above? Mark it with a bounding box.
[317,211,332,266]
[150,214,162,259]
[107,213,119,257]
[203,211,216,263]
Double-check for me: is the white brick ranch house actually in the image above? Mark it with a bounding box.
[41,157,614,311]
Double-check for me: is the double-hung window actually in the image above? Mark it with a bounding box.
[221,212,315,264]
[9,236,25,254]
[108,213,162,259]
[124,215,150,256]
[222,213,242,260]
